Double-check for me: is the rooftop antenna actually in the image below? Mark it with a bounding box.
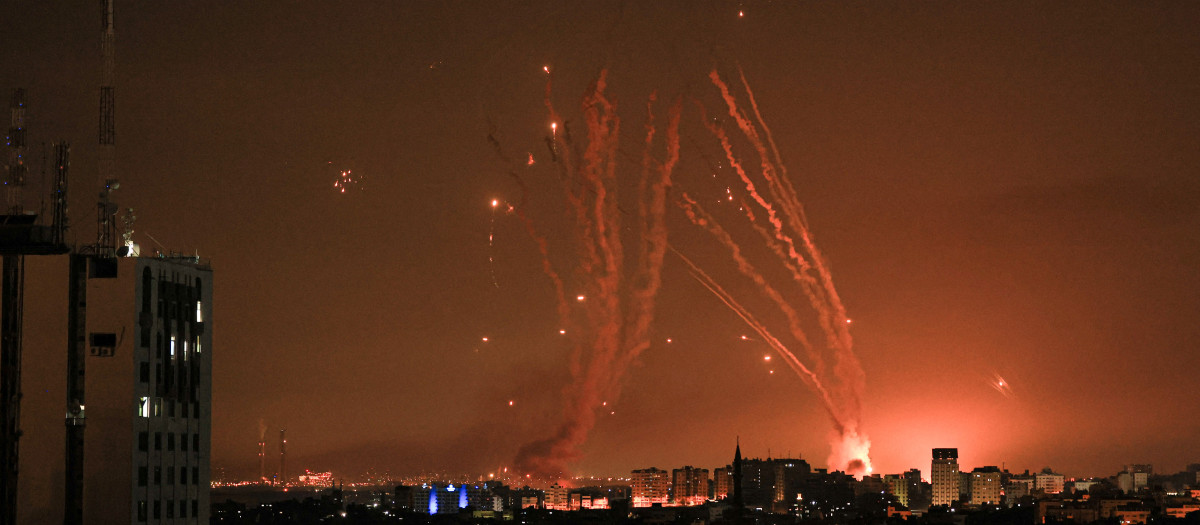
[95,0,118,257]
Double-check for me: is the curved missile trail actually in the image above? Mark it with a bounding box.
[670,247,843,429]
[676,192,816,358]
[696,68,871,477]
[514,71,681,480]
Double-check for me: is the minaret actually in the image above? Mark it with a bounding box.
[733,438,743,512]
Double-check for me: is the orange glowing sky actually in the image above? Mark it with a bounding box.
[3,1,1199,484]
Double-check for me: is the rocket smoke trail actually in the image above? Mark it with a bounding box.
[514,71,682,480]
[695,68,871,477]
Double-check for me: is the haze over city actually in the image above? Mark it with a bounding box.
[3,0,1199,492]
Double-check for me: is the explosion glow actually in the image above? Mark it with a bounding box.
[332,169,363,193]
[670,68,873,477]
[501,66,870,480]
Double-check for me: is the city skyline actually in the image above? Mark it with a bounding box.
[3,1,1199,485]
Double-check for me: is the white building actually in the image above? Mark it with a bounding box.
[1035,470,1065,494]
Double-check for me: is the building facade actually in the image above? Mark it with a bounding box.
[969,467,1002,506]
[631,467,670,507]
[671,466,709,506]
[931,448,960,507]
[713,467,733,501]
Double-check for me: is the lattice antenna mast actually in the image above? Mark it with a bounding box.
[6,89,27,214]
[96,0,118,257]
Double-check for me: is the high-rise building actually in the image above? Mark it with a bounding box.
[102,257,212,523]
[884,474,909,506]
[771,458,810,507]
[713,466,734,501]
[931,448,960,507]
[970,466,1002,505]
[671,466,709,506]
[15,256,213,523]
[631,467,669,507]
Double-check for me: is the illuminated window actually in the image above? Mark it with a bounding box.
[138,397,149,418]
[196,301,202,323]
[169,336,175,357]
[195,337,201,354]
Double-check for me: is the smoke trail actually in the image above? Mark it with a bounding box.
[514,73,681,480]
[676,192,815,359]
[704,68,871,477]
[485,119,571,327]
[670,248,842,429]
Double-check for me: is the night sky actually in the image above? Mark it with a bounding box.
[3,1,1199,481]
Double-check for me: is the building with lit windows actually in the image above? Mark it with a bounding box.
[713,467,733,501]
[931,448,960,507]
[544,482,568,510]
[884,474,909,507]
[1035,469,1065,494]
[111,257,213,523]
[631,467,669,507]
[16,255,212,523]
[969,466,1002,506]
[671,466,709,506]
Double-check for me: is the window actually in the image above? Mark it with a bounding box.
[153,398,161,417]
[192,468,199,485]
[167,467,174,486]
[166,498,174,518]
[138,466,147,486]
[167,433,174,451]
[196,301,202,322]
[169,335,176,357]
[181,466,187,484]
[139,362,149,383]
[137,501,147,522]
[138,432,148,451]
[192,499,198,517]
[137,397,149,418]
[153,500,160,520]
[180,499,188,517]
[154,432,161,450]
[181,432,188,451]
[153,467,161,484]
[192,433,199,451]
